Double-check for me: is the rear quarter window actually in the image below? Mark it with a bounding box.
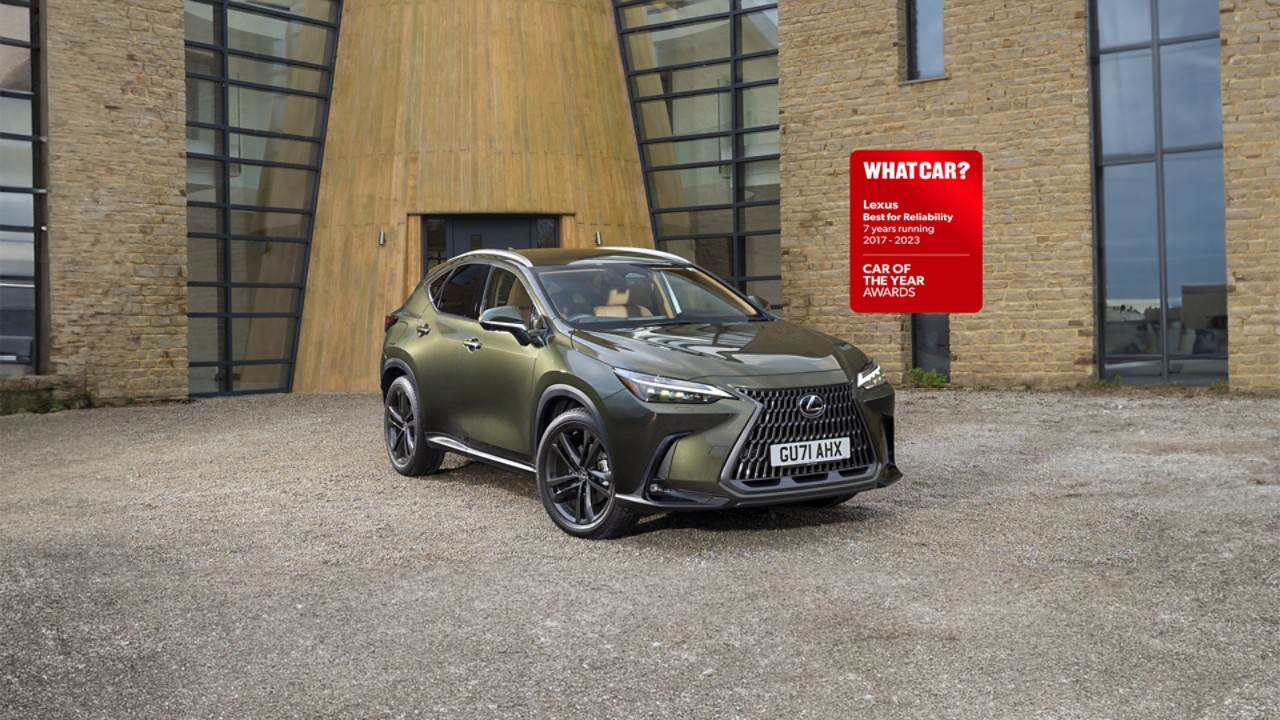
[433,263,489,319]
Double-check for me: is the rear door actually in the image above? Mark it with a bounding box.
[412,262,489,440]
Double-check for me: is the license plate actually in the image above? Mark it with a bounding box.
[769,437,851,468]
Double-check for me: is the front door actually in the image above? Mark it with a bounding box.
[423,216,559,274]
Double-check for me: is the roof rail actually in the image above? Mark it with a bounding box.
[607,246,686,263]
[454,249,534,267]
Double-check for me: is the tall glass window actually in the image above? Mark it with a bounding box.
[0,0,40,376]
[906,0,944,80]
[184,0,342,394]
[1092,0,1226,384]
[615,0,781,306]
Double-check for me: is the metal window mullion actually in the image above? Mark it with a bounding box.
[189,312,299,318]
[185,71,329,100]
[639,123,779,146]
[185,120,322,144]
[618,10,735,37]
[906,0,919,80]
[191,358,296,367]
[1100,30,1217,54]
[285,0,343,392]
[613,1,661,250]
[632,77,776,104]
[29,0,43,373]
[728,3,745,286]
[1088,1,1109,379]
[1147,0,1174,383]
[188,281,304,289]
[186,152,320,172]
[185,41,334,73]
[647,151,778,173]
[217,4,234,392]
[189,200,317,215]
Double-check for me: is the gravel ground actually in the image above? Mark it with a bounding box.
[1,389,1277,719]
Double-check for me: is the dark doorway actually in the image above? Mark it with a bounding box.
[912,313,950,378]
[423,216,559,274]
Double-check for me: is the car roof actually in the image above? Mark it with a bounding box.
[453,246,688,269]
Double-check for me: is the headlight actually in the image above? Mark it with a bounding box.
[857,361,887,391]
[615,369,732,404]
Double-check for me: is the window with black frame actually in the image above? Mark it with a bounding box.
[0,0,41,376]
[614,0,781,307]
[183,0,343,394]
[1093,0,1226,384]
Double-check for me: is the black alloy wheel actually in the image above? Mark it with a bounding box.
[536,408,637,539]
[384,375,444,476]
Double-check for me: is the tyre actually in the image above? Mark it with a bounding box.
[799,492,857,509]
[536,408,638,539]
[384,375,444,476]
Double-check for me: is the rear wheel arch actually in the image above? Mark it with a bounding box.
[381,358,415,398]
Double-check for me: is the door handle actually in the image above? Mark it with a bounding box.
[462,338,482,352]
[416,324,430,337]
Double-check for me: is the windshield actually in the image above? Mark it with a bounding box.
[532,262,766,328]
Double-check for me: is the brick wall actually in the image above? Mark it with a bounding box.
[1221,0,1280,391]
[779,1,1097,388]
[37,0,188,401]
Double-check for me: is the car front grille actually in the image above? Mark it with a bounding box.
[729,383,876,485]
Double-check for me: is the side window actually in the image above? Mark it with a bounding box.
[482,268,537,325]
[434,263,489,319]
[482,268,519,311]
[426,271,450,305]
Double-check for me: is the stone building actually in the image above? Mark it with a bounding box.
[0,0,1273,407]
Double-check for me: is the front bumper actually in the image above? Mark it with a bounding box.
[602,373,900,513]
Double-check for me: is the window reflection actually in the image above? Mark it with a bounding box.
[1096,0,1150,49]
[617,1,778,298]
[1163,151,1226,357]
[737,10,777,54]
[1099,50,1155,156]
[625,18,729,71]
[1159,39,1223,148]
[637,92,730,140]
[907,0,944,79]
[184,0,340,393]
[1101,163,1161,357]
[648,166,732,209]
[631,63,729,99]
[620,0,730,29]
[1157,0,1220,39]
[0,0,34,248]
[1093,0,1226,383]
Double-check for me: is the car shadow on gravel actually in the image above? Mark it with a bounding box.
[431,456,897,537]
[628,502,893,536]
[434,460,540,500]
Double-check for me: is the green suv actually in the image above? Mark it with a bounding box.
[381,247,901,538]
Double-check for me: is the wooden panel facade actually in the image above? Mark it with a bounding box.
[294,0,652,392]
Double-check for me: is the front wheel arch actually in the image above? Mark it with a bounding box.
[533,383,611,458]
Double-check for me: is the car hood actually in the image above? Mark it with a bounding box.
[570,320,868,381]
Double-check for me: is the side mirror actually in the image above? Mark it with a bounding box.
[748,295,771,310]
[479,305,533,346]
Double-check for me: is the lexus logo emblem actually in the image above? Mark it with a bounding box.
[798,394,826,419]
